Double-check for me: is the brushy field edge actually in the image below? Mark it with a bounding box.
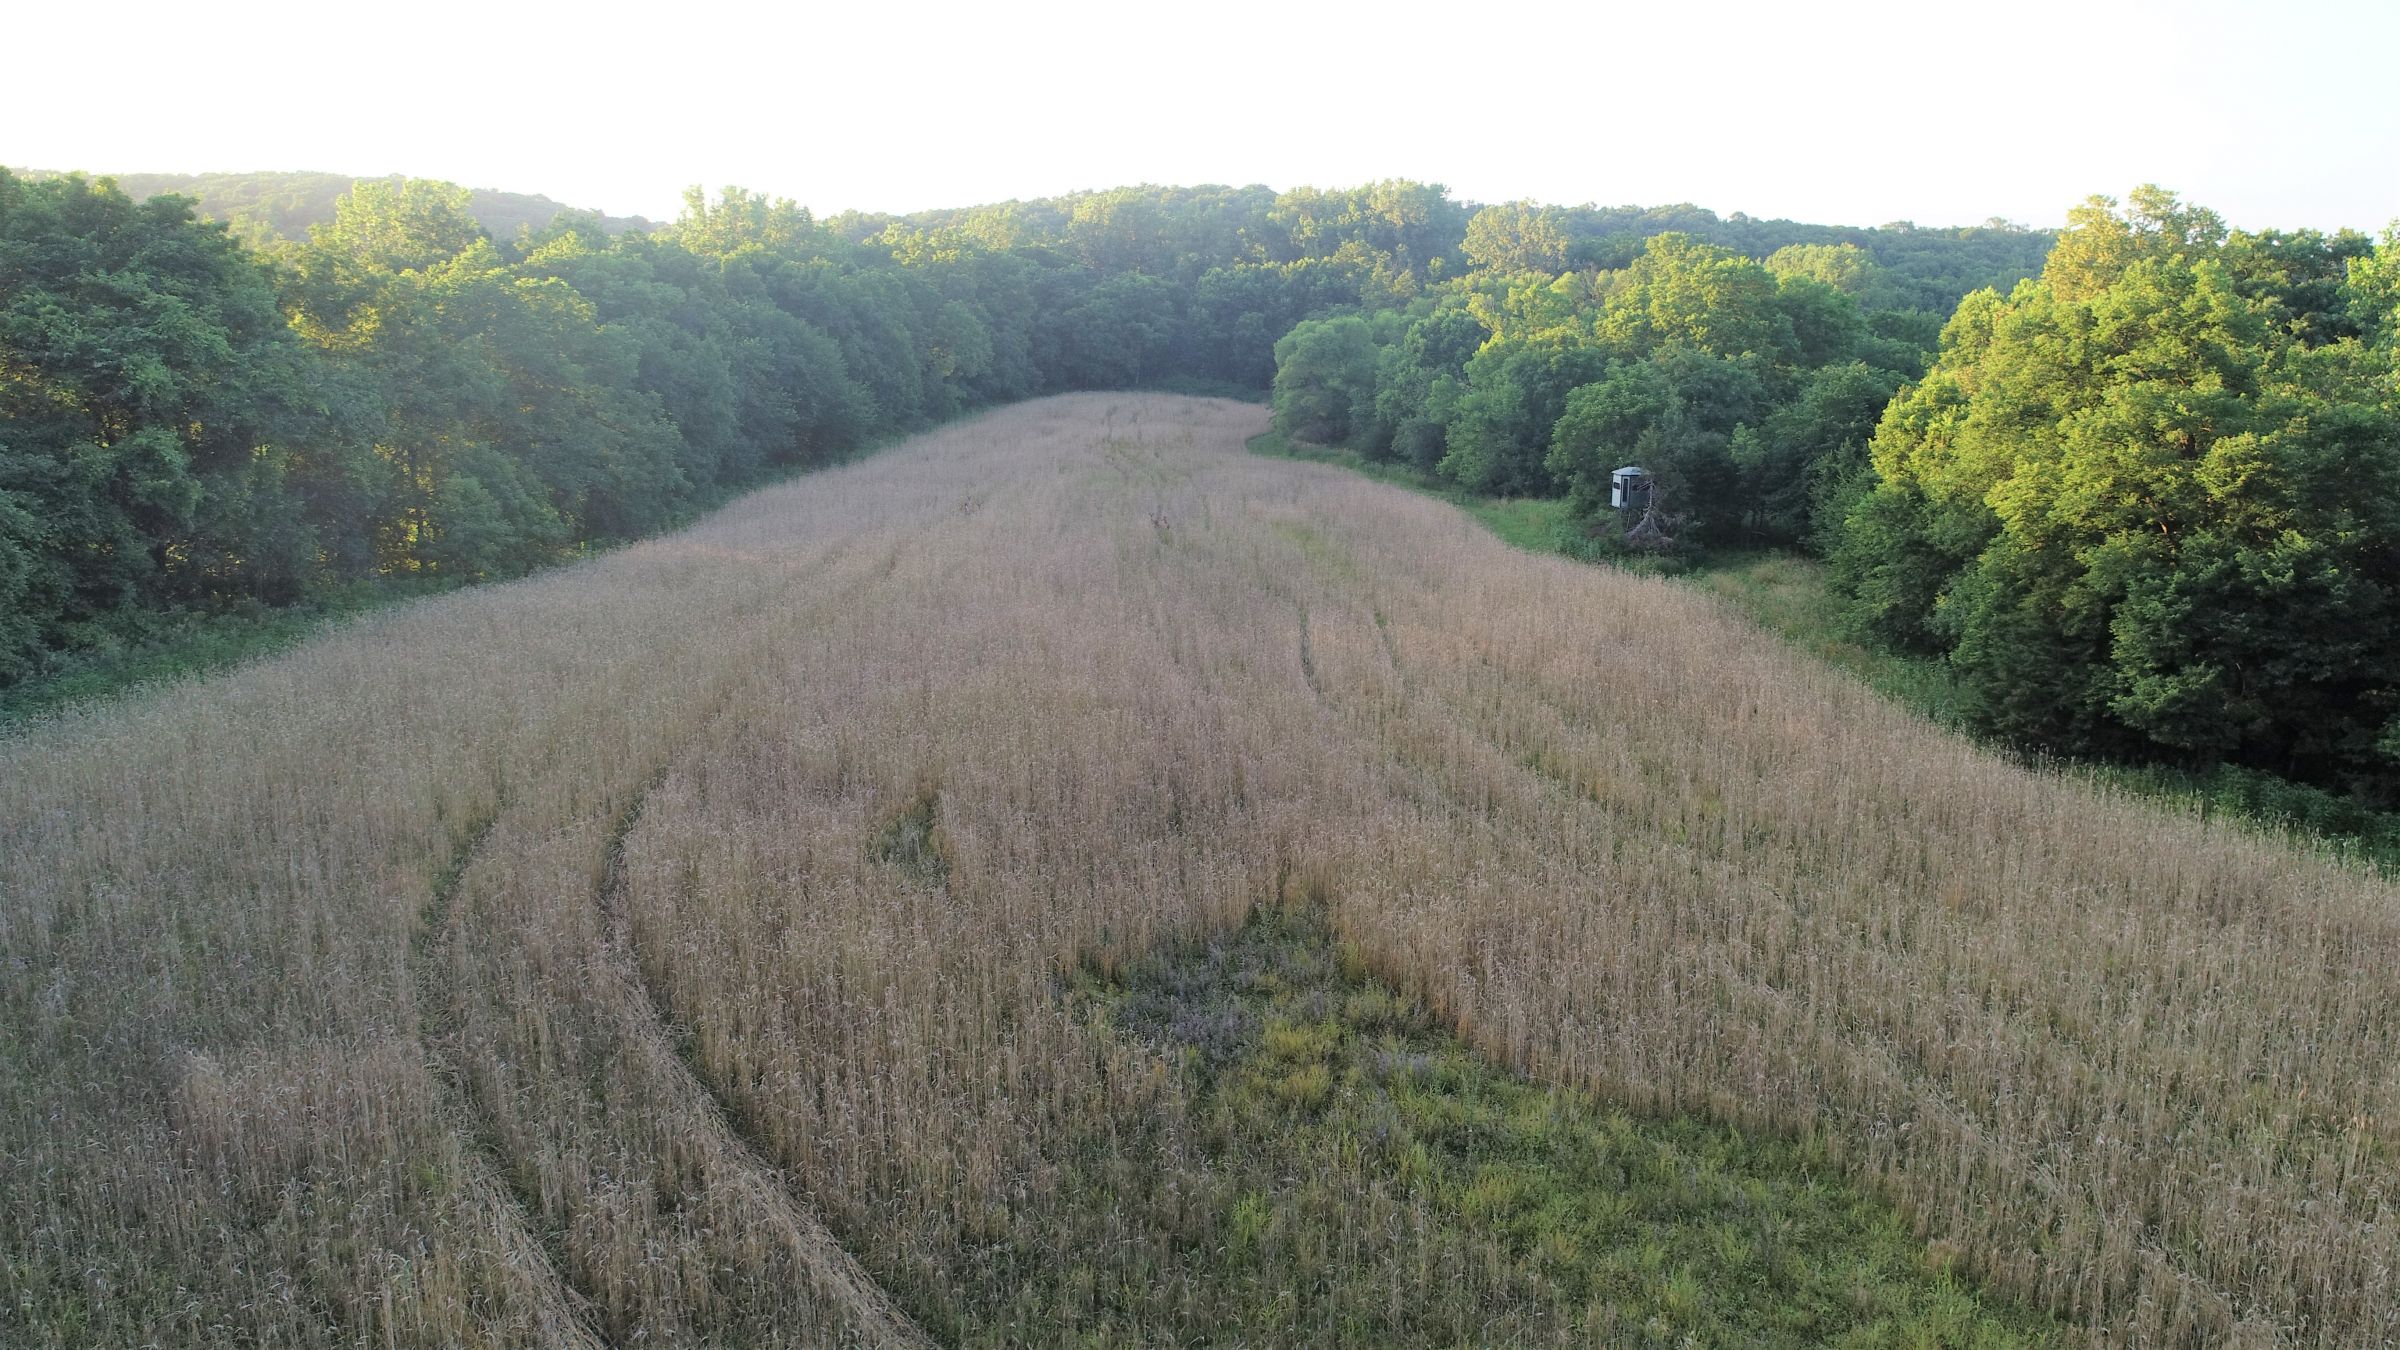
[1247,426,2400,873]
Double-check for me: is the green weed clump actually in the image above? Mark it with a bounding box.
[1072,903,2060,1347]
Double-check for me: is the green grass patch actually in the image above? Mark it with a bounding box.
[1684,551,1974,729]
[1017,903,2063,1346]
[1463,494,1580,556]
[873,786,952,886]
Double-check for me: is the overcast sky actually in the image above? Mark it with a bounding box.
[13,0,2396,233]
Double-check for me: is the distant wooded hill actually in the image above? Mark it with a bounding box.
[9,168,655,241]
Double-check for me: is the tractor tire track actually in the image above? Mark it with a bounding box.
[416,517,952,1346]
[570,529,958,1347]
[413,809,613,1350]
[594,756,940,1350]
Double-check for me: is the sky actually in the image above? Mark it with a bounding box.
[11,0,2397,233]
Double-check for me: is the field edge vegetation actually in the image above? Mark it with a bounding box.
[1250,425,2400,873]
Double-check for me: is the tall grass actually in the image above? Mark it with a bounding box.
[3,395,2394,1345]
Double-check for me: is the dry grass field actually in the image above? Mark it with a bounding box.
[3,394,2395,1346]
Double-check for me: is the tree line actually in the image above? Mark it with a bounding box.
[1267,230,1937,547]
[16,166,2392,799]
[0,170,2047,692]
[1270,184,2400,803]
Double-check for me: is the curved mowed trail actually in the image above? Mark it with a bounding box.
[4,395,2395,1346]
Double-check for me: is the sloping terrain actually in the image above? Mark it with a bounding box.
[3,395,2394,1345]
[8,168,654,238]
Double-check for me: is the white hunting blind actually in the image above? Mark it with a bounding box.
[1611,465,1653,511]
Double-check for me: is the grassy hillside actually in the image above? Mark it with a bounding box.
[5,396,2393,1345]
[10,168,654,240]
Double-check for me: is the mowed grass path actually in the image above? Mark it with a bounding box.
[4,396,2394,1346]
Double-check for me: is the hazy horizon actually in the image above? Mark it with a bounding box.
[11,0,2396,236]
[12,162,2077,234]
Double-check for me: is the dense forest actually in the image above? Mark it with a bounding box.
[7,166,2397,804]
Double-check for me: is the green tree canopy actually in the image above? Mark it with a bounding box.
[1835,189,2400,794]
[1439,338,1613,496]
[1547,346,1765,540]
[1462,202,1573,276]
[1595,234,1797,363]
[1271,314,1387,445]
[0,169,368,679]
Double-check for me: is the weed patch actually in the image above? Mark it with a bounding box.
[1065,903,2063,1346]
